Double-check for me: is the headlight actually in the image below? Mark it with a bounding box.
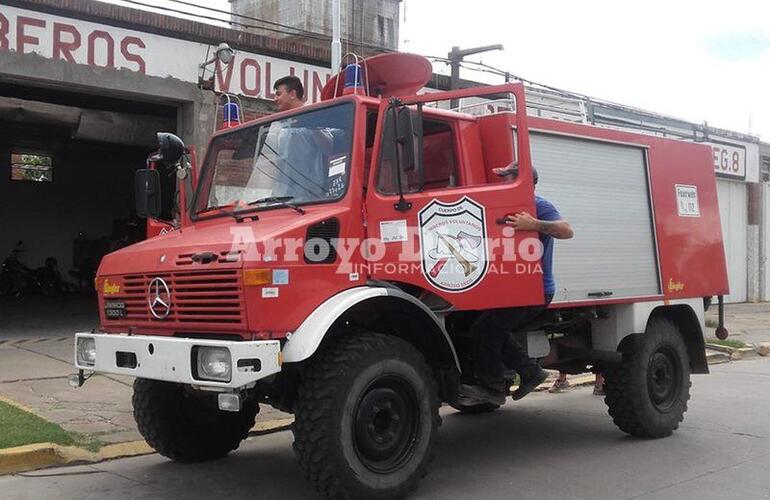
[77,338,96,367]
[196,346,232,382]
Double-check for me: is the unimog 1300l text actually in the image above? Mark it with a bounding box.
[73,53,729,499]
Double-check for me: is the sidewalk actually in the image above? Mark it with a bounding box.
[705,301,770,346]
[0,301,768,459]
[0,335,291,446]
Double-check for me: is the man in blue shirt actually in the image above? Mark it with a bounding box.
[460,167,574,405]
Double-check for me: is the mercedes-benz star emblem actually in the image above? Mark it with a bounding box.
[148,277,171,319]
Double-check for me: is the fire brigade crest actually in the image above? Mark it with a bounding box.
[418,197,489,292]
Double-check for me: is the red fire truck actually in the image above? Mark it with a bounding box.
[73,53,729,499]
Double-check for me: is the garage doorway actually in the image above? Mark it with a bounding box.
[0,84,177,337]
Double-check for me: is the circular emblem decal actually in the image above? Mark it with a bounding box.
[418,196,489,293]
[148,277,171,319]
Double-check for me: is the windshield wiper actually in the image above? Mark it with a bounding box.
[198,204,261,221]
[247,196,305,215]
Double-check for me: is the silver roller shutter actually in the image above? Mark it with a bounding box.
[529,132,661,302]
[717,179,747,303]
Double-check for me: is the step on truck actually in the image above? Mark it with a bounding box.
[72,53,729,499]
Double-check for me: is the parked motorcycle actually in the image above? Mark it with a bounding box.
[0,242,74,297]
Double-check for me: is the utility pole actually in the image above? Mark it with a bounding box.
[331,0,341,74]
[447,44,504,109]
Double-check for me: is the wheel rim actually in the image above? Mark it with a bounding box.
[647,347,681,412]
[353,376,420,474]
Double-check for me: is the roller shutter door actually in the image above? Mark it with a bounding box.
[529,132,661,303]
[717,179,747,303]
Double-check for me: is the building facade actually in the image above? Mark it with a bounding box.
[230,0,400,56]
[0,0,766,304]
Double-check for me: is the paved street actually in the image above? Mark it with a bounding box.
[2,358,769,500]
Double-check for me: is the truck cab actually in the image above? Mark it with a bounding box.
[74,53,729,500]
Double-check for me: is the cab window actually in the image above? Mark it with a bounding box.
[376,115,458,194]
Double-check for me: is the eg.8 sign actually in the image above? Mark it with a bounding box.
[710,143,746,179]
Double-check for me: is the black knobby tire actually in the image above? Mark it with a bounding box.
[449,402,500,415]
[292,333,441,500]
[603,318,691,438]
[132,378,258,462]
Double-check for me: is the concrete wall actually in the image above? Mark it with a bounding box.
[0,138,146,274]
[0,50,217,155]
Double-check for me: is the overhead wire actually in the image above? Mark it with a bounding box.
[102,0,395,54]
[424,54,673,120]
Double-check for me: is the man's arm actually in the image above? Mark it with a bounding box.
[506,212,574,239]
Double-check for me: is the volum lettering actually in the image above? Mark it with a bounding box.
[215,58,235,92]
[265,62,275,99]
[240,58,261,97]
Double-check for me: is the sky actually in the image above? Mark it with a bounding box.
[102,0,770,141]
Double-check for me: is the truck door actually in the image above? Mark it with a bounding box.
[364,84,546,310]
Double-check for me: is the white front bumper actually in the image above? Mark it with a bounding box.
[74,333,282,389]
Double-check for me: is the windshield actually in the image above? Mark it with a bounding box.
[195,102,355,214]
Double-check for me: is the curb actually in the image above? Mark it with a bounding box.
[0,417,294,476]
[532,374,597,393]
[706,350,731,364]
[705,343,761,361]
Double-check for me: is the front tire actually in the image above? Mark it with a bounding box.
[292,332,440,500]
[132,378,258,462]
[603,318,691,438]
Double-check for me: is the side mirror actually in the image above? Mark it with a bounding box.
[156,132,186,166]
[396,107,416,172]
[135,169,161,219]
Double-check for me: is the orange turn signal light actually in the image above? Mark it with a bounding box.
[243,269,271,286]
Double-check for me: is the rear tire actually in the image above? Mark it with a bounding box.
[603,318,691,438]
[132,378,258,462]
[292,332,440,500]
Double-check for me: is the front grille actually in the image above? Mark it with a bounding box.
[175,250,242,266]
[104,270,245,326]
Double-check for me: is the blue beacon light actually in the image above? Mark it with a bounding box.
[343,63,365,95]
[223,102,240,128]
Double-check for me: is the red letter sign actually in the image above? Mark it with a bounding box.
[87,30,115,68]
[121,36,146,74]
[53,23,81,62]
[17,16,46,53]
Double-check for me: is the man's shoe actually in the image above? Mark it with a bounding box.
[512,369,548,401]
[548,378,571,393]
[459,384,507,406]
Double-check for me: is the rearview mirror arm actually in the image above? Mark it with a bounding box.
[389,98,412,212]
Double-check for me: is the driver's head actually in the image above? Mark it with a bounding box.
[273,76,305,112]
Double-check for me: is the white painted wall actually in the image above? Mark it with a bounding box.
[717,179,748,302]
